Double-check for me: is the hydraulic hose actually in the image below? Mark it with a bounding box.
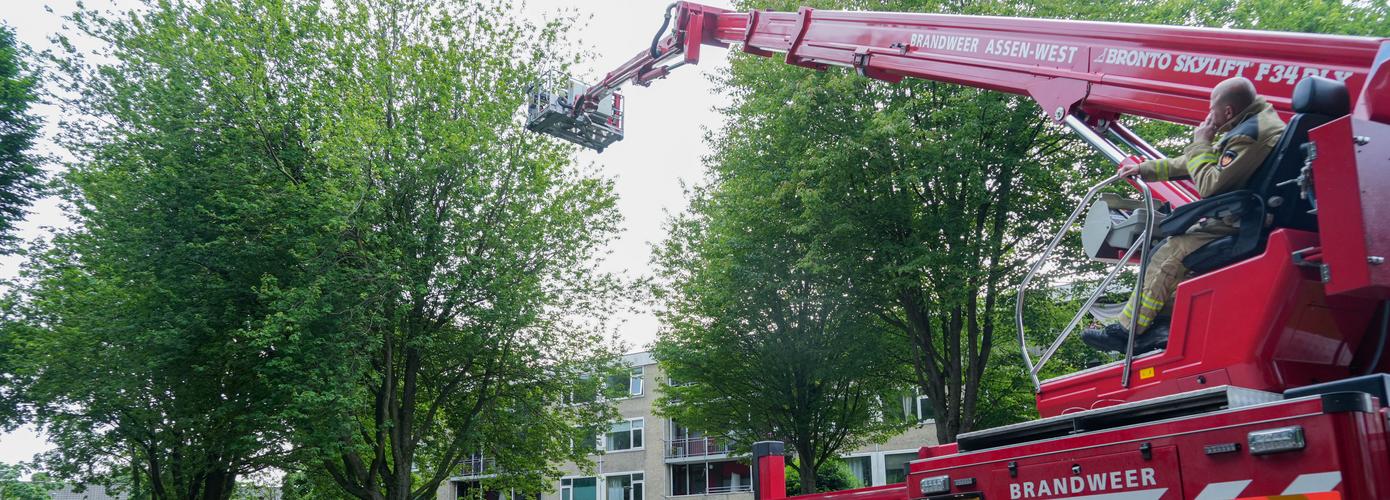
[650,3,678,59]
[1364,300,1389,375]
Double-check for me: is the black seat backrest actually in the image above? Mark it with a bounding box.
[1247,76,1351,232]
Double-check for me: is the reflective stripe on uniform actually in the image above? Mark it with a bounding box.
[1188,152,1219,174]
[1140,294,1163,311]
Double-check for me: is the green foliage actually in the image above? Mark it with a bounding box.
[245,1,623,498]
[5,1,356,496]
[229,480,284,500]
[1006,0,1387,35]
[3,1,618,500]
[0,463,58,500]
[0,24,43,253]
[277,470,354,500]
[784,458,860,496]
[653,158,912,492]
[702,0,1103,445]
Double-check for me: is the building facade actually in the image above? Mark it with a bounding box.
[38,484,127,500]
[438,352,937,500]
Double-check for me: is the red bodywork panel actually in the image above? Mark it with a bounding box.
[906,396,1390,499]
[1310,116,1390,300]
[757,453,787,500]
[1036,230,1381,417]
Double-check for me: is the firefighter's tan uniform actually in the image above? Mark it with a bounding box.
[1120,96,1286,333]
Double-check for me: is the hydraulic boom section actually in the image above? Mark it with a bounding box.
[527,2,1386,155]
[525,3,729,152]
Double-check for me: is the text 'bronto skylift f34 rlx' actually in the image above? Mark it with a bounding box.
[527,3,1390,498]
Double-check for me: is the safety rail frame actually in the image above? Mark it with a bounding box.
[1016,114,1167,392]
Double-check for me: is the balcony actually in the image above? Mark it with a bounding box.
[670,461,753,496]
[666,437,734,459]
[458,455,496,477]
[705,485,752,495]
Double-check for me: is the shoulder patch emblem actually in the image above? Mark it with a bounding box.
[1220,150,1238,168]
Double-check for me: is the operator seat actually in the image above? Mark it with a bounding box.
[1156,76,1351,274]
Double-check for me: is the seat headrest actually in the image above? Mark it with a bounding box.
[1292,76,1350,117]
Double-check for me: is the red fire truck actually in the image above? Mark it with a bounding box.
[525,3,1390,498]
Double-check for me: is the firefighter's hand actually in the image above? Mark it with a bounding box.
[1194,115,1216,143]
[1116,160,1141,179]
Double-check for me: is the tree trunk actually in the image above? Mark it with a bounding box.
[198,470,236,500]
[796,443,817,495]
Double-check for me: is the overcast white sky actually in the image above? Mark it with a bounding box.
[0,0,730,466]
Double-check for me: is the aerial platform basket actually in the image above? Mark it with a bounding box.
[525,76,624,152]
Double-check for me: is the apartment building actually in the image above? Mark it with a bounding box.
[438,352,938,500]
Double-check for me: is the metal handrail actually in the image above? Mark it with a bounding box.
[1120,180,1156,388]
[1016,115,1159,392]
[1033,232,1145,371]
[1108,121,1168,389]
[705,485,753,494]
[667,436,733,458]
[458,455,496,477]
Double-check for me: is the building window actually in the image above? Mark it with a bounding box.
[914,394,933,422]
[670,461,749,496]
[670,421,704,441]
[567,374,598,405]
[898,391,933,422]
[572,427,600,454]
[604,418,643,451]
[884,452,916,485]
[844,456,872,487]
[669,464,707,496]
[457,482,539,500]
[561,478,597,500]
[606,367,643,398]
[604,473,643,500]
[707,461,751,494]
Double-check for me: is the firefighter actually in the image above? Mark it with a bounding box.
[1081,76,1286,354]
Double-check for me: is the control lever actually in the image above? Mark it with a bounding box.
[1277,143,1318,215]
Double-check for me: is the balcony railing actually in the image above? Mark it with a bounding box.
[458,456,497,477]
[705,485,752,495]
[666,437,734,459]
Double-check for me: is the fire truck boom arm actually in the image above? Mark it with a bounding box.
[584,1,1388,126]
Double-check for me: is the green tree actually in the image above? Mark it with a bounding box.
[256,2,624,499]
[784,458,860,496]
[702,0,1100,445]
[0,463,58,500]
[3,1,618,500]
[653,178,910,493]
[4,1,360,497]
[0,24,43,253]
[278,469,355,500]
